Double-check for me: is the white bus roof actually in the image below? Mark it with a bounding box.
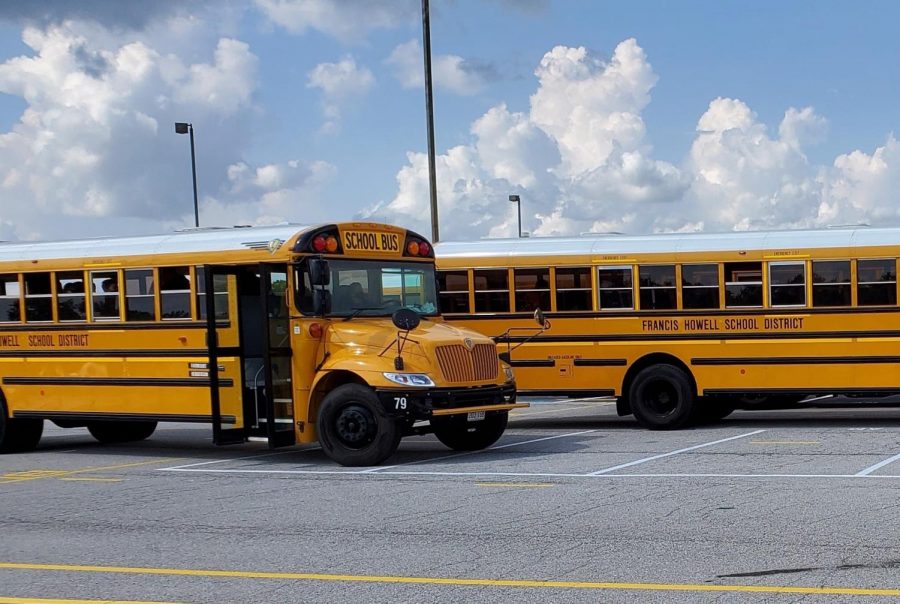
[435,227,900,259]
[0,224,313,263]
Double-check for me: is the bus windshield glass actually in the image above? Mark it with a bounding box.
[300,259,439,317]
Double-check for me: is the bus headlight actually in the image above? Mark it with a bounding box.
[503,366,515,383]
[383,372,436,387]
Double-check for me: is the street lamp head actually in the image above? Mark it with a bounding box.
[174,122,190,134]
[508,194,520,203]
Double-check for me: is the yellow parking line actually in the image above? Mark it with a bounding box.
[1,562,899,596]
[475,482,554,488]
[0,597,183,604]
[0,459,182,484]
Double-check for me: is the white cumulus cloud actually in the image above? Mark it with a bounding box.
[254,0,417,44]
[386,39,494,96]
[367,38,686,239]
[0,19,333,240]
[307,56,375,134]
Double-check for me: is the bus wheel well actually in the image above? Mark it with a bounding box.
[309,370,367,423]
[620,354,697,414]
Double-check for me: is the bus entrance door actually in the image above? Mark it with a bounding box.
[258,264,295,448]
[204,265,246,445]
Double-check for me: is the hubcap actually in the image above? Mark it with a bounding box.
[334,404,376,448]
[645,380,679,416]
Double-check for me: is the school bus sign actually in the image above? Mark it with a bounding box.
[341,230,402,255]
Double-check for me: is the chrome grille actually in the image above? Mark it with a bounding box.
[435,344,499,383]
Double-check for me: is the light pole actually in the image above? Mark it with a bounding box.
[174,122,200,228]
[421,0,439,242]
[509,194,522,237]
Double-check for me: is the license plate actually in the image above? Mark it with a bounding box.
[467,411,486,422]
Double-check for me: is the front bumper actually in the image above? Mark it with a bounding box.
[375,383,523,420]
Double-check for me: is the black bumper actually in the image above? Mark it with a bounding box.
[375,384,517,419]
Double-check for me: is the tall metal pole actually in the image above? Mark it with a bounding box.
[188,124,199,228]
[421,0,439,242]
[517,198,522,238]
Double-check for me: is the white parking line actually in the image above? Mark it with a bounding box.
[587,430,766,476]
[159,448,316,471]
[855,452,900,477]
[360,429,599,473]
[157,467,900,479]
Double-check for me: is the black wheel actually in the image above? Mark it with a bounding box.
[691,397,736,424]
[0,395,43,453]
[629,365,695,430]
[317,384,401,466]
[87,420,157,444]
[430,411,508,451]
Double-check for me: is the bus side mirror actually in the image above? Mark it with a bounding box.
[534,308,549,329]
[313,289,331,315]
[309,259,330,287]
[392,308,420,331]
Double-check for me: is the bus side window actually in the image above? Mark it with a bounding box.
[769,262,806,307]
[681,264,720,309]
[437,270,469,314]
[724,262,762,308]
[196,268,230,320]
[90,271,120,321]
[812,260,851,307]
[555,267,592,311]
[0,274,22,323]
[473,269,509,313]
[514,268,550,312]
[597,266,633,310]
[24,273,53,322]
[57,271,87,321]
[125,269,155,321]
[857,259,897,306]
[639,265,676,310]
[160,267,191,319]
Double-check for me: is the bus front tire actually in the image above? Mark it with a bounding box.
[87,420,157,444]
[430,411,508,451]
[629,365,695,430]
[317,384,401,467]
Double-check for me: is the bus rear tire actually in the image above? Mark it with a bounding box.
[87,420,157,444]
[431,411,508,451]
[317,384,401,467]
[691,397,736,424]
[629,365,695,430]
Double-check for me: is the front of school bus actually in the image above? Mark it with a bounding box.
[290,223,524,466]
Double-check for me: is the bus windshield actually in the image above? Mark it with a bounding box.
[299,259,439,318]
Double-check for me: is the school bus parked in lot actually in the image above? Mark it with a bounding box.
[436,227,900,429]
[0,222,521,465]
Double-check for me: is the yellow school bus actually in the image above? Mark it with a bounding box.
[436,227,900,429]
[0,222,522,465]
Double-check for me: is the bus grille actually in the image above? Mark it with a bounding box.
[435,344,498,383]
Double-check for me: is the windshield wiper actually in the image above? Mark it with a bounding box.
[342,306,383,321]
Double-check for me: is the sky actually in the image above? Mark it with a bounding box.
[0,0,899,242]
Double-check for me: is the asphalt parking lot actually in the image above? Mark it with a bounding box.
[2,397,900,603]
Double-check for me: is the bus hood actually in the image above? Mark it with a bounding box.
[325,318,496,359]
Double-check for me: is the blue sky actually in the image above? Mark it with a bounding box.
[0,1,898,241]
